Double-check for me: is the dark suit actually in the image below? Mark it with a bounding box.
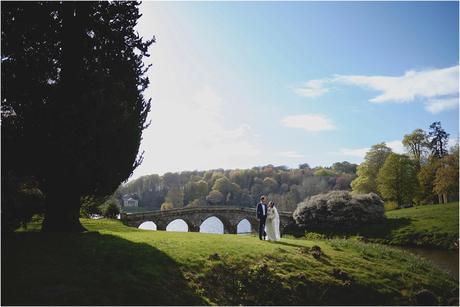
[256,202,268,240]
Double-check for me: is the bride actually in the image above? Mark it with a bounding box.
[265,201,280,241]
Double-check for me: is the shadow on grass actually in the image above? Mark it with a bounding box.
[2,231,205,306]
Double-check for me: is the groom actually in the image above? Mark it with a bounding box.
[256,195,268,240]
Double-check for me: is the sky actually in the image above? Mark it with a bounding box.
[131,1,459,180]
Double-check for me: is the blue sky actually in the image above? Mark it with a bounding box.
[131,1,459,179]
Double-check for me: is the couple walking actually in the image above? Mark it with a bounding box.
[256,195,280,241]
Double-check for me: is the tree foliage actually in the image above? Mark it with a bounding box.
[2,1,153,231]
[428,121,449,158]
[101,199,120,219]
[402,129,429,169]
[165,186,184,208]
[418,157,442,204]
[116,162,357,212]
[377,153,419,208]
[293,191,385,230]
[433,145,459,203]
[206,190,224,205]
[160,202,174,211]
[351,143,392,194]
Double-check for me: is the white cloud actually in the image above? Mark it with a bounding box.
[277,151,305,159]
[425,97,459,114]
[335,65,459,103]
[339,147,369,158]
[386,140,405,154]
[294,65,459,113]
[281,114,336,132]
[293,79,330,98]
[339,140,404,159]
[138,85,261,176]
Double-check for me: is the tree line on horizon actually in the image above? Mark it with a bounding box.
[352,121,458,208]
[115,161,358,212]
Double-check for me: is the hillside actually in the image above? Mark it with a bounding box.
[305,202,459,250]
[3,218,458,305]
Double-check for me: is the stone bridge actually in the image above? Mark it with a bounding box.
[120,206,294,234]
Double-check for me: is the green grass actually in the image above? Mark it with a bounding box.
[2,218,458,305]
[306,202,459,250]
[384,202,459,248]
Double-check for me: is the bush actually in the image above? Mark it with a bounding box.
[101,199,120,219]
[187,198,207,208]
[160,202,174,211]
[2,181,45,232]
[293,191,384,230]
[80,196,102,218]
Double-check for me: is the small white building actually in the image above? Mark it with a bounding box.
[122,195,139,207]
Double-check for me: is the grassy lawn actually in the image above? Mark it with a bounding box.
[384,202,459,248]
[2,218,458,305]
[305,202,459,250]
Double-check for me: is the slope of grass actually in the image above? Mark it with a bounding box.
[305,202,459,250]
[384,202,459,248]
[2,218,458,305]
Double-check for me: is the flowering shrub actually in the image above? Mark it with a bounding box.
[293,191,384,230]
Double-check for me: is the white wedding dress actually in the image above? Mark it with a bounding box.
[265,207,280,241]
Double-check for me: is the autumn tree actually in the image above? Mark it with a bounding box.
[160,202,174,211]
[263,177,279,194]
[165,186,184,208]
[434,145,459,203]
[418,158,442,204]
[184,180,208,205]
[206,190,224,205]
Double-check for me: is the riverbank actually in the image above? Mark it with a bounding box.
[2,218,458,305]
[301,202,459,250]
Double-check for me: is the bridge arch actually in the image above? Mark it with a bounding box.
[200,216,224,234]
[236,219,252,234]
[138,221,157,231]
[191,213,235,234]
[166,219,189,232]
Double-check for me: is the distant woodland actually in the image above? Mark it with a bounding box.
[115,162,357,212]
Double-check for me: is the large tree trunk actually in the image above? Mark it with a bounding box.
[443,193,448,204]
[42,193,86,232]
[40,3,89,234]
[437,194,443,204]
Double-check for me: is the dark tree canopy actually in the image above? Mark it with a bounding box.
[428,121,449,158]
[2,1,153,231]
